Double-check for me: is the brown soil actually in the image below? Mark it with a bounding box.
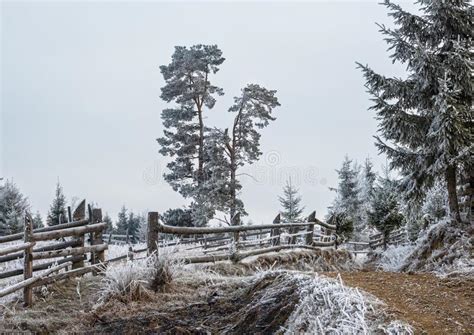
[325,271,474,335]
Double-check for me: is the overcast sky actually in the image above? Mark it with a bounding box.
[1,1,415,224]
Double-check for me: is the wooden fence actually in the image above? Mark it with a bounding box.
[145,211,337,263]
[368,227,408,249]
[0,200,107,307]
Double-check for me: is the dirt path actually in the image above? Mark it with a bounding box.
[325,271,474,335]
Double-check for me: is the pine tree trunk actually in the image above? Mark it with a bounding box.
[229,147,236,224]
[197,105,204,185]
[446,165,461,223]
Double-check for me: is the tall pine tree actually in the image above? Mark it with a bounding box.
[358,0,472,223]
[223,84,280,222]
[157,45,225,225]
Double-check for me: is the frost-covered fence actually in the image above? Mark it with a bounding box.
[0,200,108,307]
[146,211,337,263]
[369,227,408,249]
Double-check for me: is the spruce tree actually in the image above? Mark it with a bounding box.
[47,182,67,226]
[358,158,377,234]
[0,180,30,235]
[32,211,44,229]
[422,181,448,221]
[115,206,128,235]
[330,156,362,231]
[327,210,354,246]
[127,212,141,244]
[103,213,113,234]
[368,173,405,249]
[278,178,304,222]
[358,0,472,223]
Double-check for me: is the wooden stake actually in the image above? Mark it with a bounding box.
[23,213,34,307]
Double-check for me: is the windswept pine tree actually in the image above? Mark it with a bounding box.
[47,182,67,226]
[222,84,280,223]
[278,178,304,223]
[358,0,473,223]
[157,45,225,225]
[0,180,30,235]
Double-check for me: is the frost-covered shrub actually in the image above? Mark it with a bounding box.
[400,220,474,274]
[98,258,153,304]
[283,272,413,334]
[375,244,414,272]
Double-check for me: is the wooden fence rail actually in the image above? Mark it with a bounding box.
[143,210,337,263]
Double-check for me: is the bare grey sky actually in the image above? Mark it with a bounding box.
[1,1,414,224]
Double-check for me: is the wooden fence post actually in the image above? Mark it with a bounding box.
[67,206,72,222]
[306,211,316,245]
[128,246,134,261]
[23,213,33,307]
[147,212,159,256]
[88,204,94,265]
[92,208,105,267]
[271,214,281,246]
[72,200,86,269]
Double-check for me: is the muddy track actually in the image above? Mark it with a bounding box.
[325,271,474,335]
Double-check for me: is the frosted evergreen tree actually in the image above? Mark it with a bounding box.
[157,45,225,225]
[278,178,304,222]
[47,182,67,226]
[327,210,354,247]
[127,212,141,244]
[358,158,378,234]
[368,173,405,249]
[221,84,280,223]
[330,156,362,232]
[32,211,44,229]
[103,213,113,234]
[422,181,448,221]
[358,0,473,223]
[115,206,128,235]
[0,180,30,235]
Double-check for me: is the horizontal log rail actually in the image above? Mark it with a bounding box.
[0,262,72,298]
[32,223,107,241]
[0,256,83,279]
[32,243,108,260]
[0,240,82,264]
[32,263,104,287]
[0,219,89,244]
[157,221,317,235]
[0,242,36,257]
